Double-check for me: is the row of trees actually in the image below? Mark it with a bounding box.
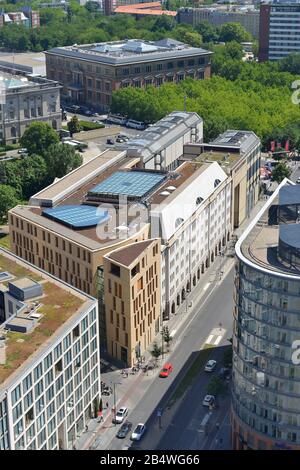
[0,122,82,221]
[0,1,253,52]
[111,43,300,149]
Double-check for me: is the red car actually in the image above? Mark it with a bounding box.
[159,363,173,378]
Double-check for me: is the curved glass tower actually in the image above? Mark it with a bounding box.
[232,181,300,450]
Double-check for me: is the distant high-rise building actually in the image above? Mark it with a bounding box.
[259,2,300,61]
[232,180,300,450]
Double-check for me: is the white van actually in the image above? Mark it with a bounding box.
[126,119,146,130]
[107,114,127,125]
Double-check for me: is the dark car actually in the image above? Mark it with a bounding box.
[107,138,114,145]
[116,421,132,439]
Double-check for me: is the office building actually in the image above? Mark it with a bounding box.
[183,129,261,228]
[123,111,203,171]
[178,6,260,39]
[0,67,61,144]
[259,2,300,61]
[232,180,300,450]
[0,248,100,450]
[45,39,212,111]
[104,239,161,365]
[150,161,232,319]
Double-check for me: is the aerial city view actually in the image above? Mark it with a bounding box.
[1,0,300,456]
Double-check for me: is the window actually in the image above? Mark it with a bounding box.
[44,353,52,371]
[12,385,21,405]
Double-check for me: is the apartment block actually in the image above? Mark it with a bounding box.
[45,39,212,111]
[104,239,161,366]
[232,180,300,450]
[0,248,100,450]
[259,2,300,61]
[183,130,261,228]
[0,67,61,144]
[178,6,260,38]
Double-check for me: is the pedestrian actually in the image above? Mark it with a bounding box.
[85,424,88,432]
[216,422,220,430]
[106,401,109,409]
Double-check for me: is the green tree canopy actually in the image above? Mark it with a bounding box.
[219,22,252,43]
[67,115,82,137]
[20,122,59,156]
[0,185,20,222]
[43,144,83,183]
[272,162,292,184]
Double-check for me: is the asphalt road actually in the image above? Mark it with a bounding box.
[107,265,235,451]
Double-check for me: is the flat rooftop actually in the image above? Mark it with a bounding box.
[195,151,240,171]
[46,39,212,66]
[207,130,259,155]
[0,249,93,388]
[106,240,154,267]
[238,180,300,278]
[12,160,204,250]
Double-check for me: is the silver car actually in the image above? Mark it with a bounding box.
[115,406,129,424]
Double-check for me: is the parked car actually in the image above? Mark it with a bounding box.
[107,138,114,145]
[204,360,217,372]
[116,137,125,143]
[202,395,215,407]
[69,105,81,113]
[107,114,127,125]
[116,421,132,438]
[297,177,300,184]
[131,423,146,441]
[118,134,129,141]
[114,407,129,424]
[159,362,173,378]
[18,148,28,154]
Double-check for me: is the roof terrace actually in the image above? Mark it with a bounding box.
[0,249,91,387]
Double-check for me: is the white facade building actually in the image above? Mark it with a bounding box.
[151,161,232,317]
[0,249,101,450]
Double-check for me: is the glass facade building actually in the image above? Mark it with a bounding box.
[232,181,300,450]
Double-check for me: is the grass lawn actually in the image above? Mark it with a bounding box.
[0,233,10,250]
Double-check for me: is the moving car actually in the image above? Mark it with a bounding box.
[202,395,215,407]
[114,406,129,424]
[159,363,173,378]
[116,136,125,143]
[18,148,28,155]
[107,138,114,145]
[131,423,146,441]
[297,177,300,184]
[116,421,132,439]
[219,367,231,381]
[204,360,217,372]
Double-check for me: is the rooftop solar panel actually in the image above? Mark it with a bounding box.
[89,171,167,199]
[43,205,109,229]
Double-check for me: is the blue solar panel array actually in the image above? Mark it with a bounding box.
[43,205,109,229]
[89,171,167,198]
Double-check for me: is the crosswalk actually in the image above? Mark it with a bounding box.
[204,328,226,347]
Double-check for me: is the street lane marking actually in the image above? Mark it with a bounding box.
[213,335,223,345]
[170,329,177,337]
[203,283,210,292]
[206,334,214,344]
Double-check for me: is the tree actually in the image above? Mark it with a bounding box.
[219,22,251,43]
[161,326,173,350]
[0,162,7,185]
[0,185,20,222]
[43,144,83,183]
[279,53,300,75]
[196,21,219,43]
[272,162,292,183]
[67,115,82,137]
[150,342,162,366]
[20,122,59,156]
